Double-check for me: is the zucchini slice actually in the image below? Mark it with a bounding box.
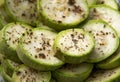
[86,0,97,7]
[5,0,38,26]
[0,22,32,63]
[2,59,20,77]
[54,28,94,64]
[96,46,120,69]
[83,20,119,63]
[17,28,64,71]
[97,0,119,10]
[39,0,89,31]
[12,65,51,82]
[89,5,120,38]
[85,66,120,82]
[52,63,93,82]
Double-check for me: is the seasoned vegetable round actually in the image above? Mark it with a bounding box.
[17,28,64,71]
[83,20,119,63]
[54,28,95,64]
[0,22,32,63]
[12,65,51,82]
[39,0,89,31]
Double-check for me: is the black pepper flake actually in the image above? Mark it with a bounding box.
[16,71,22,76]
[22,13,26,16]
[112,33,116,38]
[58,21,62,23]
[35,55,38,58]
[39,53,46,59]
[73,5,83,13]
[100,1,104,4]
[62,16,66,18]
[93,8,97,13]
[68,8,71,11]
[68,0,76,5]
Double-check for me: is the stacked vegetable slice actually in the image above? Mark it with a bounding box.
[0,0,120,82]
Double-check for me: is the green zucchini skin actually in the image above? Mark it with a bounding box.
[38,0,89,31]
[85,66,120,82]
[52,63,93,82]
[12,65,51,82]
[83,20,119,63]
[54,28,95,64]
[89,5,120,38]
[17,28,64,71]
[1,66,12,82]
[96,46,120,69]
[0,22,32,63]
[4,0,38,26]
[2,59,20,77]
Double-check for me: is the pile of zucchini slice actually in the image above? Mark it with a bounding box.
[0,0,120,82]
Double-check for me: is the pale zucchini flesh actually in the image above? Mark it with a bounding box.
[39,0,89,31]
[54,28,95,64]
[5,0,38,26]
[17,28,64,71]
[83,20,119,63]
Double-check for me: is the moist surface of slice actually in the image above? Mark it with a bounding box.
[54,28,94,64]
[5,0,38,26]
[17,28,64,71]
[89,5,120,37]
[0,22,32,62]
[83,20,119,63]
[85,66,120,82]
[52,63,93,82]
[39,0,89,31]
[12,65,51,82]
[97,0,119,10]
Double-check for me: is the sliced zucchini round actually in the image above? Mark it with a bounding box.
[39,0,89,31]
[83,20,119,63]
[96,46,120,69]
[17,28,64,71]
[89,5,120,38]
[2,59,20,77]
[97,0,119,10]
[52,63,93,82]
[12,65,51,82]
[54,28,94,64]
[0,22,32,63]
[5,0,38,26]
[85,66,120,82]
[86,0,97,7]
